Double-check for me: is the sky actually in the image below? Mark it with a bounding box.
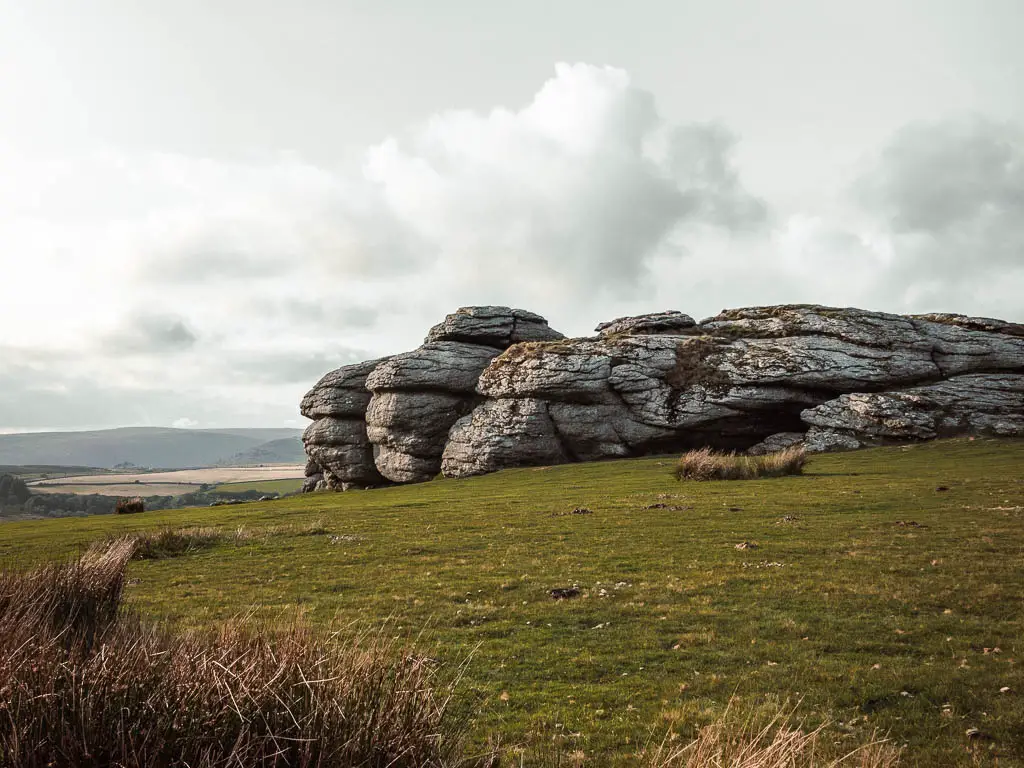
[1,0,1022,432]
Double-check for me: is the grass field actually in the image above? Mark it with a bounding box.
[2,439,1022,765]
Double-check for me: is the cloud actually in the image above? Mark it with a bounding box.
[103,313,198,355]
[856,116,1024,240]
[849,115,1024,312]
[666,122,769,231]
[221,348,370,386]
[0,360,300,431]
[360,63,766,301]
[1,65,1022,431]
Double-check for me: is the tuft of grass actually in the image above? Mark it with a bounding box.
[641,706,901,768]
[0,537,134,643]
[0,543,465,768]
[114,495,145,514]
[123,521,335,562]
[129,526,234,560]
[675,446,806,481]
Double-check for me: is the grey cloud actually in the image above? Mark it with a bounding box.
[220,348,369,386]
[0,365,287,430]
[262,299,381,329]
[855,115,1024,274]
[103,313,198,354]
[152,245,287,283]
[857,116,1024,238]
[668,122,769,232]
[842,115,1024,315]
[350,64,769,301]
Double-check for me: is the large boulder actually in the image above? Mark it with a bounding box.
[442,398,569,478]
[300,358,383,420]
[365,308,564,484]
[802,374,1024,451]
[595,310,696,337]
[425,306,565,347]
[300,358,389,490]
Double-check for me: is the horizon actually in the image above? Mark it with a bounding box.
[0,425,305,436]
[2,0,1022,432]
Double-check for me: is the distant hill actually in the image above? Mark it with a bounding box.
[218,436,306,466]
[0,428,304,469]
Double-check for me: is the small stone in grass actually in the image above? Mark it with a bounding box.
[550,587,580,600]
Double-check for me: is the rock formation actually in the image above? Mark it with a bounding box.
[301,307,564,489]
[300,358,388,491]
[300,304,1024,490]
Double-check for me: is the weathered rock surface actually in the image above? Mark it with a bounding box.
[300,358,389,491]
[300,358,384,420]
[595,311,696,337]
[300,304,1024,490]
[425,306,565,347]
[802,374,1024,451]
[747,432,806,455]
[366,342,502,393]
[442,398,568,477]
[365,308,564,484]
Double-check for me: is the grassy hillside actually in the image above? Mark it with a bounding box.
[0,427,302,469]
[218,436,306,466]
[2,439,1022,765]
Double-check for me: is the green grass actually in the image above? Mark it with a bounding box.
[2,438,1023,765]
[211,478,304,494]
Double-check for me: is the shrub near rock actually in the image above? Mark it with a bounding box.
[675,446,807,481]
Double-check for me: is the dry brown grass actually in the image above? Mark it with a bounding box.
[0,536,134,643]
[641,708,901,767]
[114,495,145,514]
[0,542,464,768]
[675,446,807,481]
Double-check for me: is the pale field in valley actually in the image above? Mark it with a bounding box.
[31,483,202,497]
[29,465,306,495]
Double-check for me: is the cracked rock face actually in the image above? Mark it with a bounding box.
[802,374,1024,451]
[425,306,565,347]
[594,311,696,337]
[366,308,564,484]
[442,398,568,477]
[300,358,389,491]
[747,432,806,455]
[300,304,1024,490]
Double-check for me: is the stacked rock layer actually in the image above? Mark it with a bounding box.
[301,304,1024,490]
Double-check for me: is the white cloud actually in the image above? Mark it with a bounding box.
[0,66,1020,430]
